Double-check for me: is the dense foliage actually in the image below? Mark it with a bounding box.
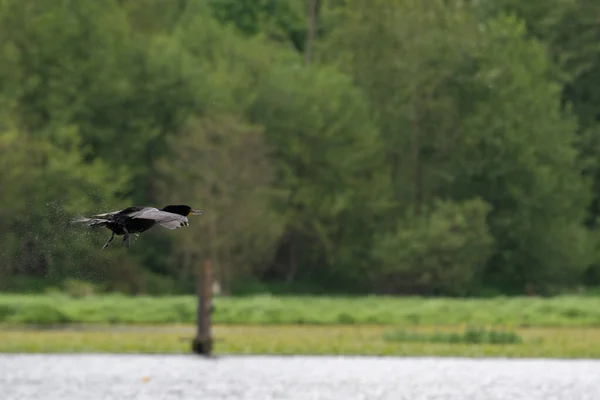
[1,0,599,296]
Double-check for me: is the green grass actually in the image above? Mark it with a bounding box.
[2,293,600,326]
[1,324,600,358]
[1,294,599,357]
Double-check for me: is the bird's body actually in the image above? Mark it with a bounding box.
[72,205,203,249]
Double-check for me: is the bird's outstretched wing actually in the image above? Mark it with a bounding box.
[126,207,160,218]
[129,208,189,230]
[157,218,189,230]
[89,206,151,220]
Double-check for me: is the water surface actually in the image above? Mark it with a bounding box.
[1,354,598,400]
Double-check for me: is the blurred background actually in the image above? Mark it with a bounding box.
[1,0,600,301]
[4,5,600,399]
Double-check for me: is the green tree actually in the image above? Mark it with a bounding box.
[0,118,127,282]
[0,0,205,289]
[456,15,593,291]
[475,0,600,285]
[318,0,481,211]
[318,0,593,293]
[155,115,281,294]
[177,10,388,286]
[207,0,307,51]
[249,64,388,284]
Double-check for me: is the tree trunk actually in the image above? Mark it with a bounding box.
[304,0,318,65]
[286,234,299,283]
[411,94,422,215]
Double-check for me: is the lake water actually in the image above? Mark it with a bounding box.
[1,354,598,400]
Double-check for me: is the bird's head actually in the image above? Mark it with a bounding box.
[161,205,204,217]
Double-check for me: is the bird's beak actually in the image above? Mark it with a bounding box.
[189,209,203,216]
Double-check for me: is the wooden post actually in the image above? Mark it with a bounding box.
[192,259,213,356]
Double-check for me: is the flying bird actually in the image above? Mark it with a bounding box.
[72,205,203,249]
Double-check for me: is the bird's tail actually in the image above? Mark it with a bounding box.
[71,216,109,228]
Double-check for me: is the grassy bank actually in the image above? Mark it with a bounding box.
[1,294,600,326]
[1,324,600,358]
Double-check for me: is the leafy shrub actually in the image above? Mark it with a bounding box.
[383,325,522,345]
[0,305,15,322]
[8,304,71,324]
[373,197,494,296]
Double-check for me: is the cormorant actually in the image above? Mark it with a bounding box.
[72,205,203,249]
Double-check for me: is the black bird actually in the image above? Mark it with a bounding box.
[72,205,203,249]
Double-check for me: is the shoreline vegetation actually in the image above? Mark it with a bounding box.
[2,294,600,327]
[1,294,600,358]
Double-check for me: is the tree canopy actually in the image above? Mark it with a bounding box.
[1,0,599,296]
